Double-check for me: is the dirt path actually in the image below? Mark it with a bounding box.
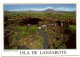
[39,28,48,49]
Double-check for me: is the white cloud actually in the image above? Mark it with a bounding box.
[54,7,76,11]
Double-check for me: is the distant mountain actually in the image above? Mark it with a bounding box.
[42,8,55,12]
[26,8,55,12]
[4,11,10,12]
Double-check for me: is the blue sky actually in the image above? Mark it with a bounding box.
[4,4,76,11]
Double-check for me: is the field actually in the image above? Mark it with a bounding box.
[4,11,76,49]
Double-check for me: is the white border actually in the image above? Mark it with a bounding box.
[0,0,80,56]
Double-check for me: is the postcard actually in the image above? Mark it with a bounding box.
[0,0,80,57]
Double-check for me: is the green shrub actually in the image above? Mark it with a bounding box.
[61,17,65,19]
[14,26,27,32]
[60,34,64,40]
[44,30,48,33]
[68,25,76,32]
[19,32,27,37]
[54,40,61,48]
[26,32,31,36]
[58,44,67,49]
[50,31,55,35]
[21,26,27,31]
[28,26,38,34]
[40,37,44,44]
[52,27,57,32]
[13,34,19,39]
[14,26,20,31]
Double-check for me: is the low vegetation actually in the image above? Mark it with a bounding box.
[58,44,67,49]
[28,25,38,34]
[68,25,76,32]
[4,11,76,49]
